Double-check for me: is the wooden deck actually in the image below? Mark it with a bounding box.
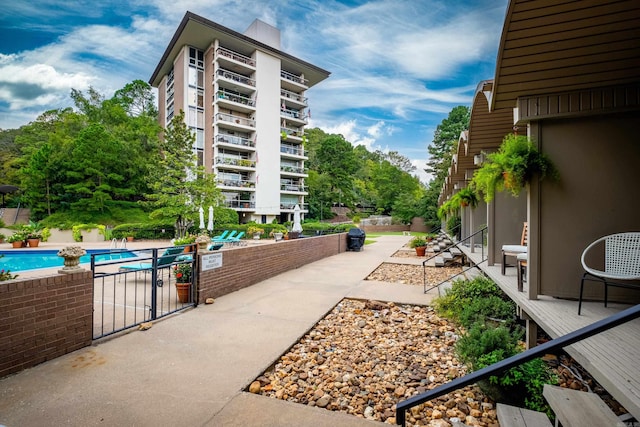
[456,243,640,422]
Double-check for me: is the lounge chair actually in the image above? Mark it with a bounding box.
[224,231,245,245]
[578,232,640,314]
[214,230,237,241]
[212,230,231,241]
[502,222,527,275]
[207,243,224,250]
[119,246,189,284]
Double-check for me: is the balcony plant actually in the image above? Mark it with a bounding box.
[195,233,211,249]
[472,134,558,202]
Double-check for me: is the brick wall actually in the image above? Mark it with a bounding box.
[0,271,93,378]
[197,233,347,301]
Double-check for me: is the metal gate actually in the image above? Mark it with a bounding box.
[91,246,197,340]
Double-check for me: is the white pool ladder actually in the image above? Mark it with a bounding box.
[109,238,128,250]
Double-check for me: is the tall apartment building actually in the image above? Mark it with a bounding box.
[149,12,330,224]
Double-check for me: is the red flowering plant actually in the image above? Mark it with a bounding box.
[173,263,192,283]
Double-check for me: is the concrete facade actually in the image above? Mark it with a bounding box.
[149,12,330,225]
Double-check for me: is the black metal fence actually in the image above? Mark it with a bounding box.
[90,246,196,340]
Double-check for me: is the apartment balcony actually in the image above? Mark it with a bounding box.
[280,144,307,159]
[216,68,255,89]
[281,88,307,107]
[215,156,256,170]
[215,134,255,150]
[216,112,255,132]
[280,202,308,212]
[215,89,255,114]
[281,126,304,142]
[280,183,308,194]
[280,70,308,91]
[217,178,256,189]
[280,107,307,125]
[280,164,306,176]
[224,199,255,210]
[215,47,255,71]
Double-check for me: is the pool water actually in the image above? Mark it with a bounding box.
[0,249,138,273]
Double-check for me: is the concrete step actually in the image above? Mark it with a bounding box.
[449,247,462,256]
[435,256,445,267]
[441,252,454,260]
[543,385,624,427]
[497,403,552,427]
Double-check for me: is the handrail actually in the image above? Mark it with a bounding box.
[422,227,487,293]
[395,303,640,425]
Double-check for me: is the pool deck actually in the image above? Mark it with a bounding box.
[0,239,270,280]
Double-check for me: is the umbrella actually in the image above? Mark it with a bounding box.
[0,184,19,207]
[292,204,303,233]
[199,206,205,229]
[207,206,214,232]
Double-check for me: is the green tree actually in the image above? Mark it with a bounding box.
[423,106,470,227]
[144,111,221,238]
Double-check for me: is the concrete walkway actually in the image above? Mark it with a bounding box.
[0,235,438,427]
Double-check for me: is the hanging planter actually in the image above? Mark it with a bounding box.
[471,134,559,202]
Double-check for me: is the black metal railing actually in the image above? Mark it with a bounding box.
[423,226,487,294]
[91,246,196,340]
[395,303,640,425]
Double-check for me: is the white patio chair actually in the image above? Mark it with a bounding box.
[501,222,527,275]
[578,232,640,315]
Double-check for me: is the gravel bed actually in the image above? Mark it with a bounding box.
[366,263,463,287]
[251,299,498,426]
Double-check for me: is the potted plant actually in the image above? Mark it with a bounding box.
[409,236,428,256]
[247,225,264,240]
[269,224,287,241]
[173,234,196,253]
[453,186,479,208]
[0,232,5,244]
[173,263,192,303]
[7,231,26,248]
[472,134,558,202]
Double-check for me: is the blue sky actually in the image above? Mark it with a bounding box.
[0,0,508,183]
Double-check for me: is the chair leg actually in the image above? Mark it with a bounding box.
[604,281,608,308]
[502,251,506,275]
[578,273,587,315]
[517,261,523,292]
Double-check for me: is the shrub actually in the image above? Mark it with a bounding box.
[458,295,516,328]
[433,276,507,322]
[455,322,557,413]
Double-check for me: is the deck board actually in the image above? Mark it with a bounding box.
[458,244,640,422]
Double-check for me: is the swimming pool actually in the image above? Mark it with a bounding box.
[0,249,138,273]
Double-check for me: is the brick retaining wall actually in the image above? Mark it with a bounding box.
[197,233,347,301]
[0,271,93,378]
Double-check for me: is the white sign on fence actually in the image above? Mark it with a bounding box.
[201,253,223,271]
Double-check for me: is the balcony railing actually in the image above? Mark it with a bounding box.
[280,145,305,157]
[280,183,307,192]
[215,157,256,168]
[215,134,255,148]
[281,88,307,104]
[280,165,305,174]
[216,112,255,128]
[281,126,304,138]
[217,90,255,107]
[224,200,255,209]
[216,47,255,67]
[281,108,307,122]
[280,202,308,210]
[280,70,308,86]
[217,178,255,188]
[216,68,255,87]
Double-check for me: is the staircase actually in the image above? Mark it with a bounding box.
[0,208,30,225]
